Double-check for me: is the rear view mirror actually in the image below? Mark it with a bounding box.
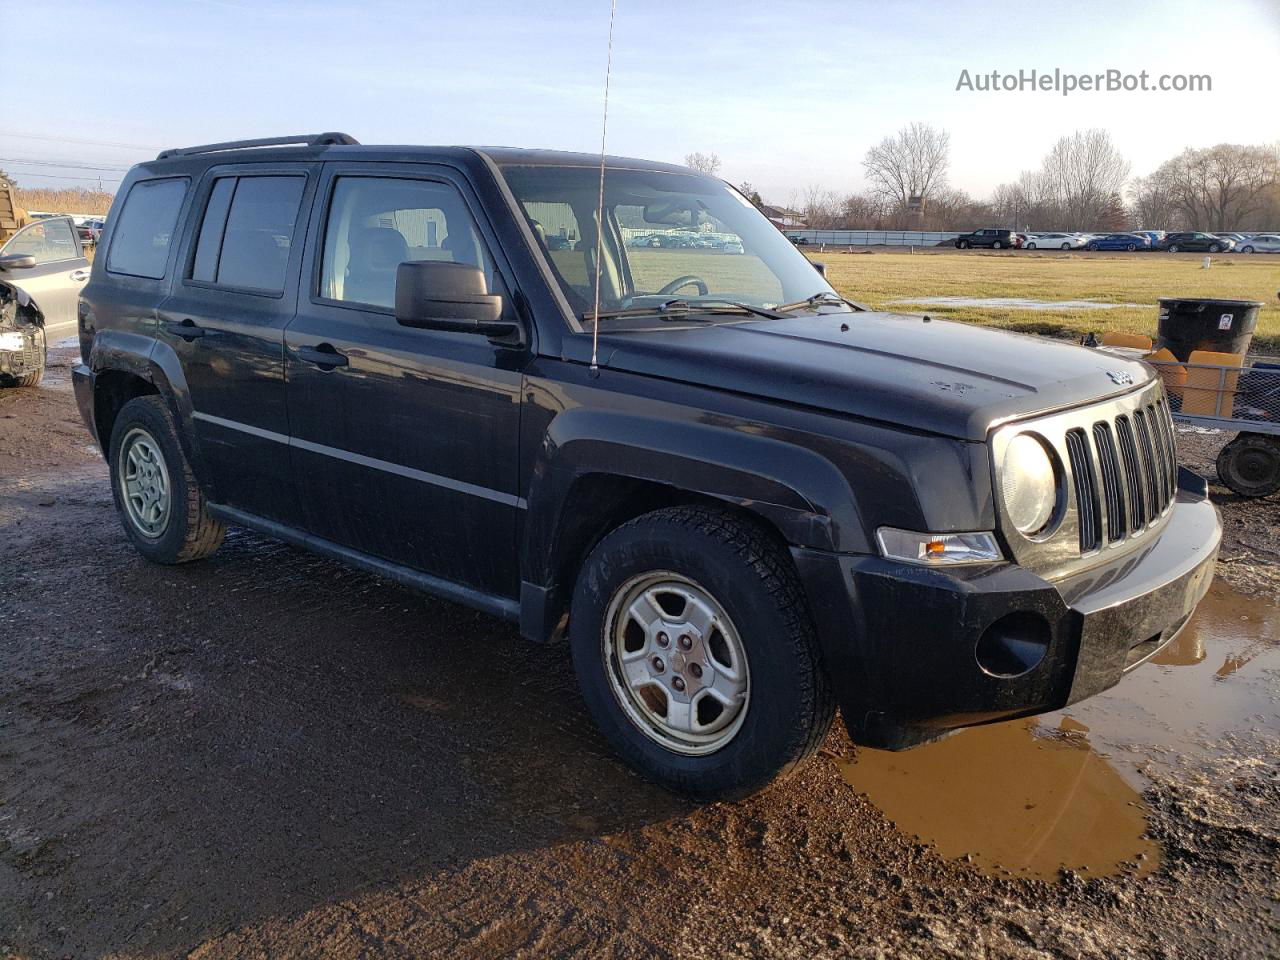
[0,254,36,271]
[394,261,519,341]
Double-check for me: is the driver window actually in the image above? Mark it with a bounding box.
[321,176,495,310]
[4,218,78,264]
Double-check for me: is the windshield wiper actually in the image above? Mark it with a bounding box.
[584,298,785,323]
[773,291,860,313]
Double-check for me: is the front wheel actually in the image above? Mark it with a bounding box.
[1242,245,1255,254]
[1026,242,1037,250]
[1126,243,1137,252]
[108,395,226,563]
[570,506,835,801]
[4,325,45,388]
[1217,433,1280,498]
[1087,242,1099,251]
[1061,242,1071,250]
[1168,244,1181,252]
[956,239,970,249]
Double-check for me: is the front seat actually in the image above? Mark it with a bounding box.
[344,227,410,308]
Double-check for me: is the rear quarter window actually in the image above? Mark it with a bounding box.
[106,177,189,279]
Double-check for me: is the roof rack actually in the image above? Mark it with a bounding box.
[156,132,359,161]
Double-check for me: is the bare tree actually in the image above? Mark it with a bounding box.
[1127,173,1177,229]
[684,152,722,177]
[1149,143,1279,230]
[736,181,764,208]
[862,122,951,216]
[1040,129,1131,229]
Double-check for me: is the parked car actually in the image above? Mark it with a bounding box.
[76,219,105,246]
[1213,233,1249,247]
[1084,233,1151,252]
[1023,233,1086,250]
[73,133,1221,800]
[1132,230,1165,247]
[1237,234,1280,253]
[1159,232,1233,253]
[787,235,810,245]
[721,239,744,254]
[0,214,90,384]
[954,228,1016,249]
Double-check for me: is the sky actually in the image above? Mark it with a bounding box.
[3,0,1277,203]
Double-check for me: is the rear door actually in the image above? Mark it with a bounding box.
[284,162,527,597]
[0,216,89,340]
[158,165,318,525]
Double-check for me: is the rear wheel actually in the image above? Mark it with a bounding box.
[992,240,1003,250]
[108,395,225,563]
[1209,243,1222,253]
[1126,243,1137,252]
[1217,433,1280,498]
[570,506,835,801]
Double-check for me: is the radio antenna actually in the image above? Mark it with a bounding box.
[590,0,618,374]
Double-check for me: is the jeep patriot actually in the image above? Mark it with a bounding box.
[73,133,1221,799]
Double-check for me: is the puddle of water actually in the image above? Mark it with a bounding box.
[840,717,1159,880]
[888,296,1145,311]
[840,580,1280,881]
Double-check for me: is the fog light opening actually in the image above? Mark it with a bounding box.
[975,612,1051,678]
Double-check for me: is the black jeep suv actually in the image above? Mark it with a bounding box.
[954,228,1017,249]
[73,133,1220,800]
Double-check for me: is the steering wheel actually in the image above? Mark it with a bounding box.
[657,275,709,297]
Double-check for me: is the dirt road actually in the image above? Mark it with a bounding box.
[1,347,1277,959]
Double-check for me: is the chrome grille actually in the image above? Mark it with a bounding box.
[992,381,1180,579]
[1075,394,1178,549]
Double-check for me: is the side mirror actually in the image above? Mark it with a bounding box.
[0,253,36,271]
[394,261,519,340]
[811,261,827,277]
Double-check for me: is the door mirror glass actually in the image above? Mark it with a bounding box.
[394,260,515,337]
[0,253,37,270]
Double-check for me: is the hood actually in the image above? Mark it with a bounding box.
[574,312,1153,441]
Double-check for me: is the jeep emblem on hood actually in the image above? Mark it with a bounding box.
[1107,370,1134,386]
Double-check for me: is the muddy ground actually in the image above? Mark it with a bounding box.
[1,346,1277,959]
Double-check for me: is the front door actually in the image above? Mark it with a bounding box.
[0,217,90,340]
[158,166,318,526]
[285,165,526,598]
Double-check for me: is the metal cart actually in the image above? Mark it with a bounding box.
[1145,355,1280,498]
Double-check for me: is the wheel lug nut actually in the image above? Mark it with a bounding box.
[672,676,686,692]
[656,632,669,647]
[689,663,703,679]
[678,634,693,650]
[651,656,665,673]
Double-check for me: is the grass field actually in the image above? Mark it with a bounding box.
[812,250,1280,353]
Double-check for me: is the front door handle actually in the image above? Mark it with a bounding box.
[69,269,90,282]
[296,343,349,369]
[164,319,205,341]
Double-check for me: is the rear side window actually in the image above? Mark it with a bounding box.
[106,178,188,279]
[190,175,306,294]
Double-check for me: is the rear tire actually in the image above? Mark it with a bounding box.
[569,506,835,801]
[108,395,225,563]
[1217,433,1280,499]
[992,241,1003,250]
[1209,244,1222,253]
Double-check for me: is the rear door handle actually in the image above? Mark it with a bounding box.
[164,319,205,341]
[69,269,90,282]
[296,343,349,369]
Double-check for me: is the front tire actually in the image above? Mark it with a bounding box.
[1217,433,1280,498]
[1087,242,1099,251]
[1026,242,1037,250]
[1168,244,1181,252]
[569,506,835,801]
[1061,242,1071,250]
[1241,245,1255,254]
[956,240,970,249]
[108,395,225,563]
[2,326,45,388]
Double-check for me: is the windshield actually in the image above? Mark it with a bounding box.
[499,164,842,327]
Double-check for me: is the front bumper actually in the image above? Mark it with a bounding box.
[794,467,1221,749]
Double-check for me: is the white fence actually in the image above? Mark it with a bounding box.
[785,230,960,247]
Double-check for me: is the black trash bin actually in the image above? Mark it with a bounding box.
[1156,298,1262,361]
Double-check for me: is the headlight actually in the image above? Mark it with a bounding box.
[1000,433,1059,536]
